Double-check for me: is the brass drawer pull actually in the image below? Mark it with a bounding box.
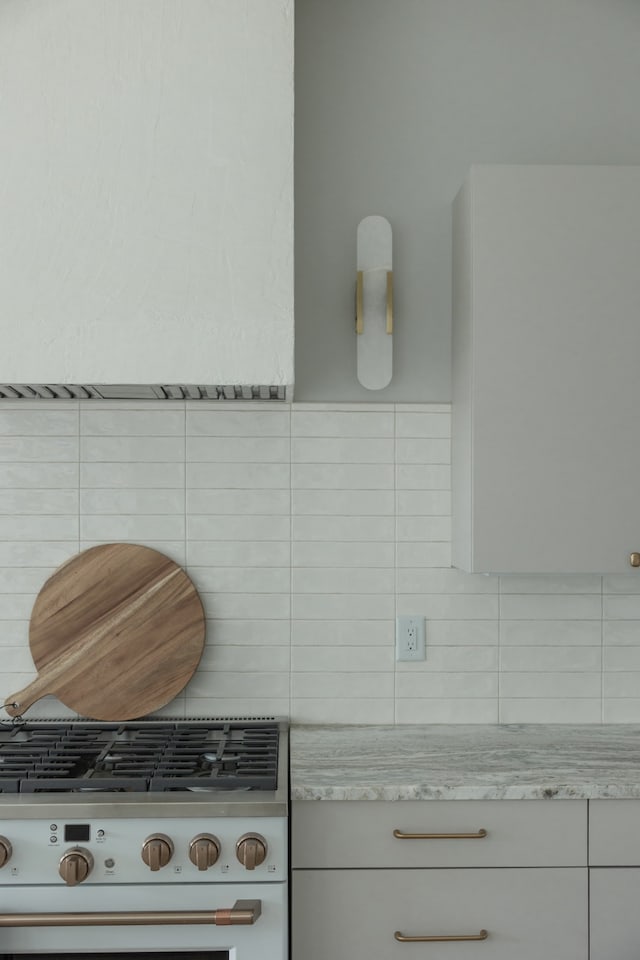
[393,828,487,840]
[395,929,489,943]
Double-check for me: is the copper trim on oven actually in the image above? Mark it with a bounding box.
[0,899,262,927]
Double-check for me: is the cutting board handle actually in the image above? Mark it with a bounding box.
[4,675,53,717]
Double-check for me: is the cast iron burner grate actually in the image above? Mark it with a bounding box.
[0,721,279,794]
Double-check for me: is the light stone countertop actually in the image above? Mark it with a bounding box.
[290,724,640,801]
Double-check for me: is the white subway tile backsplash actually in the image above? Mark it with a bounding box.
[397,490,451,516]
[501,620,602,646]
[292,620,391,647]
[1,398,638,725]
[81,436,183,462]
[186,541,290,567]
[187,462,288,489]
[500,594,602,620]
[292,411,394,437]
[500,575,602,594]
[187,410,290,437]
[292,593,395,621]
[604,595,640,619]
[399,594,499,620]
[603,621,640,645]
[187,489,290,515]
[189,567,290,595]
[397,673,498,699]
[292,567,393,595]
[293,489,395,516]
[187,436,290,462]
[0,490,78,514]
[0,541,79,566]
[0,409,78,436]
[80,515,184,541]
[396,464,451,490]
[80,489,184,515]
[201,593,290,620]
[292,673,394,699]
[292,438,393,464]
[292,463,394,490]
[395,412,451,438]
[81,409,184,436]
[500,699,602,723]
[500,646,602,672]
[0,437,78,461]
[0,594,37,619]
[0,463,79,488]
[291,646,394,672]
[292,516,395,542]
[81,462,185,488]
[395,438,450,464]
[500,673,601,699]
[0,516,78,540]
[292,698,395,724]
[292,541,395,568]
[187,515,290,541]
[396,699,498,724]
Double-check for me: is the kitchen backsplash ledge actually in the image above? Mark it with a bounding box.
[0,400,638,724]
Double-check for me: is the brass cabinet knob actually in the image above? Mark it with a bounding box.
[59,847,93,886]
[141,834,174,872]
[189,833,221,871]
[0,837,12,868]
[630,553,640,568]
[236,833,267,871]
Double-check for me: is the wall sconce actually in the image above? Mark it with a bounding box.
[356,215,393,390]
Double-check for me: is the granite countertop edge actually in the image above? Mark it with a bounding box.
[289,723,640,801]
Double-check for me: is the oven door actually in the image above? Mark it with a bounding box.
[0,883,287,959]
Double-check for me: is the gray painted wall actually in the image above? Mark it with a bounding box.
[294,0,640,401]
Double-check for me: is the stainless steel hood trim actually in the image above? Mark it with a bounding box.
[0,384,289,401]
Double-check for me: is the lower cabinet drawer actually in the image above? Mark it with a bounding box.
[292,868,587,960]
[590,868,640,959]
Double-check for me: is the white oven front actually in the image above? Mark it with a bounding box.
[0,882,287,958]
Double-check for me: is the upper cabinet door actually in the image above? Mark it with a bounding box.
[452,165,640,574]
[0,1,294,389]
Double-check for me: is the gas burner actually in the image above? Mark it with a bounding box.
[0,720,280,794]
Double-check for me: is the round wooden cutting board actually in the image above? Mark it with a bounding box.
[3,544,205,721]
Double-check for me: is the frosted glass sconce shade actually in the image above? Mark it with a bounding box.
[356,215,393,390]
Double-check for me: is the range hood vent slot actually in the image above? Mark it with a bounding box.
[0,384,288,401]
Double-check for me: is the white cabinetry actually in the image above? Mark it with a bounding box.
[452,165,640,573]
[291,800,588,960]
[589,800,640,959]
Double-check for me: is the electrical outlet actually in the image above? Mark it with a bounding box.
[396,615,426,661]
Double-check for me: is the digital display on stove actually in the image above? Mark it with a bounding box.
[65,824,90,842]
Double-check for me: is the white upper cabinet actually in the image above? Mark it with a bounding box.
[452,165,640,573]
[0,1,293,392]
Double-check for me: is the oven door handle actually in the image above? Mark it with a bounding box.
[0,899,262,927]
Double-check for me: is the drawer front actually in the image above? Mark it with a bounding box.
[292,868,587,960]
[292,799,587,868]
[589,800,640,865]
[590,868,640,958]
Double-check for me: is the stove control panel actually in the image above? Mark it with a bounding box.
[0,817,286,885]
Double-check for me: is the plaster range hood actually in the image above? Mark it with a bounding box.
[0,1,294,402]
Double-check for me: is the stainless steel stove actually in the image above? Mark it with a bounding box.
[0,718,289,960]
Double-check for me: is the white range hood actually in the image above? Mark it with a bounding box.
[0,0,294,400]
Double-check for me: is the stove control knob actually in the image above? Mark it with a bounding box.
[59,847,93,886]
[189,833,221,871]
[0,836,12,869]
[141,834,174,872]
[236,833,267,871]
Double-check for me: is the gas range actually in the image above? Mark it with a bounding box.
[0,717,289,959]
